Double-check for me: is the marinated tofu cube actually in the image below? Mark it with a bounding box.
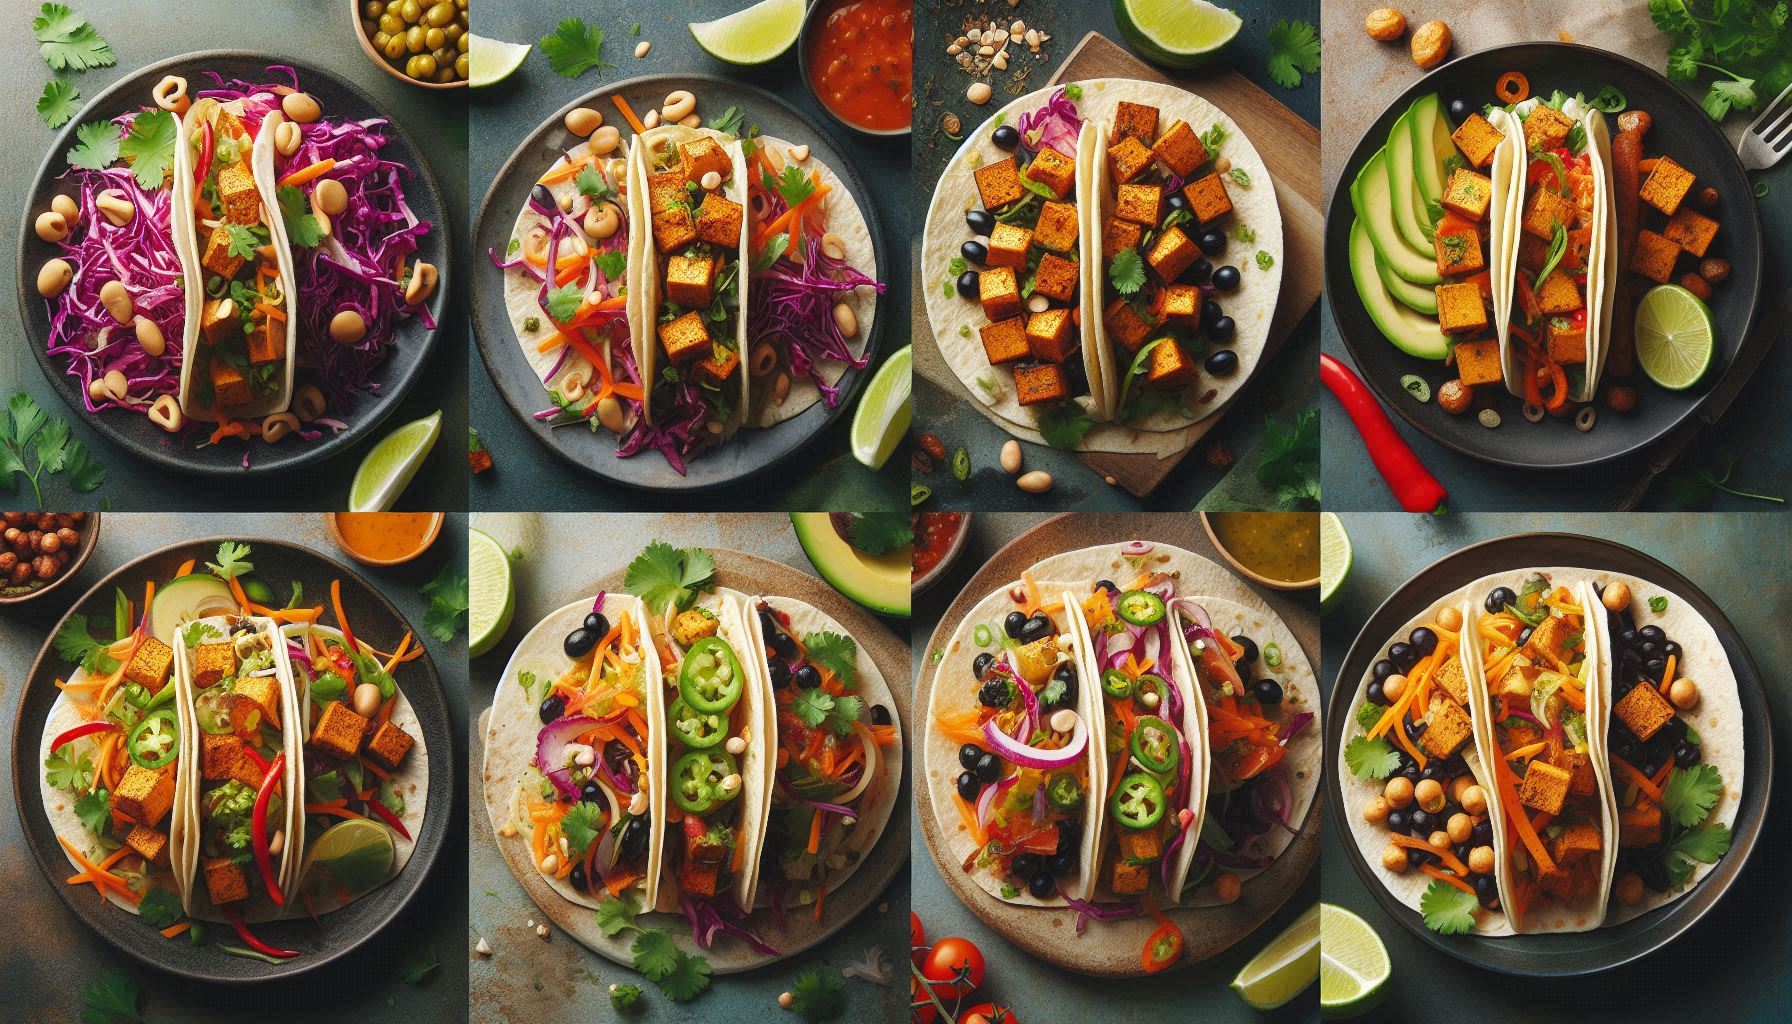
[671,608,720,646]
[1106,136,1155,185]
[1151,120,1209,178]
[1630,229,1681,284]
[211,358,251,409]
[1435,284,1490,338]
[1535,270,1584,315]
[1552,749,1597,799]
[694,341,740,386]
[1145,338,1198,388]
[200,298,240,346]
[974,157,1025,210]
[658,311,712,366]
[124,637,174,694]
[1619,801,1663,847]
[1522,187,1576,241]
[310,700,370,762]
[1547,317,1587,365]
[1640,156,1695,216]
[1517,759,1571,815]
[1025,308,1076,363]
[1145,226,1199,284]
[1108,856,1150,895]
[233,674,281,724]
[1535,860,1589,902]
[1451,113,1505,169]
[1553,820,1603,864]
[1662,207,1719,257]
[216,163,261,225]
[1103,298,1154,353]
[1500,662,1538,700]
[647,169,689,213]
[1432,656,1468,705]
[124,824,169,867]
[1032,201,1080,253]
[985,222,1034,269]
[1181,173,1234,224]
[1115,183,1164,227]
[202,856,249,905]
[652,206,698,254]
[694,194,744,249]
[1522,105,1575,151]
[1160,284,1201,330]
[193,642,238,688]
[1101,216,1144,260]
[1434,226,1485,277]
[679,856,722,897]
[1420,697,1474,759]
[1441,169,1495,222]
[1613,682,1677,742]
[246,314,282,366]
[685,822,732,864]
[665,252,719,309]
[1523,615,1579,663]
[1013,362,1069,407]
[1031,253,1079,303]
[979,316,1030,365]
[978,267,1022,322]
[1118,827,1164,863]
[365,721,415,771]
[1025,145,1077,199]
[1518,231,1552,274]
[201,225,246,279]
[1111,101,1160,146]
[679,137,733,185]
[202,732,258,786]
[113,764,175,827]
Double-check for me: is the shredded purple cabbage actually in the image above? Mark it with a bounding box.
[747,232,881,408]
[1015,86,1084,159]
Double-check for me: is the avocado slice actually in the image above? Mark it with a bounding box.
[1376,246,1439,316]
[1410,94,1454,236]
[1387,107,1434,254]
[150,573,236,645]
[1350,218,1449,360]
[1351,147,1440,285]
[790,513,910,618]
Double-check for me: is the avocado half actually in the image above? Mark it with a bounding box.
[790,513,910,618]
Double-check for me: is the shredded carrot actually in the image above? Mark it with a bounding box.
[611,95,647,135]
[254,302,287,322]
[1392,833,1470,877]
[753,184,833,249]
[537,154,597,187]
[952,792,987,848]
[1505,741,1547,762]
[161,921,192,938]
[1494,758,1557,874]
[1657,654,1677,696]
[331,579,358,654]
[1609,754,1663,803]
[1420,862,1478,895]
[175,558,196,577]
[209,420,256,445]
[277,158,336,189]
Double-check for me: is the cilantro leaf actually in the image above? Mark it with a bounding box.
[421,566,469,643]
[1344,734,1401,780]
[1702,76,1757,120]
[574,164,613,201]
[630,928,681,981]
[845,510,911,556]
[1662,763,1724,828]
[593,248,628,282]
[597,894,641,936]
[206,541,252,580]
[1665,822,1731,885]
[561,801,602,858]
[1420,879,1480,934]
[38,79,80,128]
[657,950,712,1002]
[753,233,790,271]
[803,631,859,687]
[53,613,119,673]
[1354,701,1386,731]
[545,281,585,324]
[1266,19,1321,90]
[623,541,717,614]
[118,109,176,190]
[775,164,815,206]
[1037,402,1095,449]
[541,18,612,78]
[36,3,115,73]
[398,942,440,984]
[1108,247,1145,295]
[81,967,140,1024]
[789,966,846,1022]
[276,186,324,248]
[609,983,643,1009]
[1257,408,1320,509]
[45,748,92,790]
[63,439,106,492]
[67,119,120,170]
[75,788,110,834]
[137,887,182,929]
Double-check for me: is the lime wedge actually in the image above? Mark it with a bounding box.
[1319,903,1391,1020]
[850,344,911,471]
[301,818,396,901]
[1634,284,1714,391]
[347,411,441,512]
[1113,0,1243,69]
[1231,903,1319,1010]
[688,0,804,66]
[467,34,532,88]
[1319,512,1351,617]
[468,528,516,658]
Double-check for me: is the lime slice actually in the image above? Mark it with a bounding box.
[1634,284,1714,390]
[1319,903,1391,1020]
[347,411,442,512]
[468,528,516,658]
[688,0,804,66]
[301,818,396,901]
[1113,0,1243,69]
[467,34,531,88]
[1231,903,1319,1010]
[1319,512,1351,617]
[851,344,911,470]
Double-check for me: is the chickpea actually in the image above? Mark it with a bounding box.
[1414,778,1446,814]
[1447,812,1474,844]
[1384,775,1415,809]
[1669,677,1700,710]
[56,528,78,547]
[1615,872,1644,904]
[1410,20,1452,70]
[1382,673,1407,702]
[1601,580,1632,613]
[0,513,19,525]
[353,681,383,717]
[12,562,32,585]
[2,527,20,548]
[39,532,60,554]
[1701,257,1731,284]
[1212,872,1241,904]
[1427,830,1452,853]
[1365,8,1407,41]
[1459,784,1488,817]
[0,552,15,572]
[1449,774,1474,805]
[331,309,368,344]
[33,554,58,581]
[1381,844,1410,873]
[1438,606,1463,632]
[1468,846,1496,875]
[1438,378,1472,415]
[1363,795,1391,824]
[1606,385,1638,414]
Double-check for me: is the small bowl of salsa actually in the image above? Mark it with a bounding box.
[800,0,912,137]
[327,511,444,567]
[1200,512,1319,591]
[912,511,969,595]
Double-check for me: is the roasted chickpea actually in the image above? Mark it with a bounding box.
[1365,7,1407,40]
[1700,257,1731,284]
[1364,795,1392,824]
[1,513,20,525]
[1615,872,1644,904]
[32,554,57,581]
[57,527,78,547]
[1601,580,1632,612]
[1606,385,1638,414]
[38,532,60,554]
[1213,872,1242,904]
[12,562,32,585]
[1447,812,1474,844]
[1410,20,1452,69]
[1438,378,1472,415]
[1679,273,1712,301]
[1459,784,1488,817]
[1415,778,1446,814]
[1382,672,1408,702]
[1449,774,1474,805]
[1382,844,1410,873]
[2,527,20,548]
[1438,606,1464,632]
[1670,677,1700,710]
[1427,830,1452,853]
[1384,775,1415,810]
[1469,845,1496,874]
[0,551,16,572]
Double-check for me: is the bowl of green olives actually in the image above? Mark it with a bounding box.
[353,0,469,89]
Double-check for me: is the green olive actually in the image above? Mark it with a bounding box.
[425,2,454,27]
[422,26,443,49]
[403,24,425,51]
[405,53,438,80]
[377,12,401,34]
[362,0,384,16]
[443,22,463,45]
[382,33,407,60]
[454,53,469,79]
[398,0,421,23]
[456,30,469,52]
[372,30,391,48]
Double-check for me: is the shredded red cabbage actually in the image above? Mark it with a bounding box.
[1015,86,1084,159]
[679,894,782,956]
[747,231,880,408]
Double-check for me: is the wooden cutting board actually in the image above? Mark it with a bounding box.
[1057,33,1324,497]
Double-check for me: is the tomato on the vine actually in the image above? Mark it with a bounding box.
[920,936,986,997]
[911,910,927,963]
[911,975,937,1024]
[963,1003,1019,1024]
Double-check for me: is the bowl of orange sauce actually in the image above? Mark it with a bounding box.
[327,511,444,567]
[800,0,912,137]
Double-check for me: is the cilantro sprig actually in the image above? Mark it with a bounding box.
[0,391,106,508]
[1420,878,1480,934]
[624,541,717,614]
[53,612,118,673]
[35,3,114,73]
[541,18,613,78]
[1266,19,1321,89]
[791,686,863,736]
[1344,734,1400,779]
[1257,408,1320,509]
[81,967,140,1024]
[595,897,715,1003]
[421,565,469,643]
[789,966,847,1022]
[118,108,176,190]
[38,79,80,128]
[205,541,252,580]
[1652,0,1790,121]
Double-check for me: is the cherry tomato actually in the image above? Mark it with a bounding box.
[911,976,937,1024]
[910,910,926,963]
[963,1004,1020,1024]
[921,936,986,997]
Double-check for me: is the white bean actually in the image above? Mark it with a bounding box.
[832,301,858,338]
[596,395,624,433]
[51,194,79,226]
[99,280,133,324]
[275,120,302,157]
[330,309,367,344]
[133,316,165,357]
[96,190,133,226]
[313,178,348,216]
[281,92,321,124]
[634,40,651,58]
[406,262,439,304]
[1001,439,1021,473]
[294,383,327,422]
[1017,470,1054,493]
[34,211,69,243]
[587,125,622,157]
[967,82,993,105]
[37,259,72,298]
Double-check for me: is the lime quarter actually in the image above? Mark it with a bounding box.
[300,818,396,902]
[1231,903,1319,1010]
[468,528,516,658]
[467,34,531,88]
[688,0,804,66]
[851,344,911,471]
[1319,903,1391,1019]
[1319,512,1351,617]
[348,410,441,512]
[1634,284,1714,391]
[1112,0,1243,69]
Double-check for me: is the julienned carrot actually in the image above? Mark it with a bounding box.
[1494,759,1557,873]
[1657,654,1677,696]
[537,154,597,187]
[255,303,286,322]
[278,158,336,190]
[160,921,192,939]
[331,579,358,655]
[175,558,196,577]
[753,183,833,248]
[611,95,647,135]
[1420,862,1478,896]
[1392,833,1470,877]
[1610,754,1663,803]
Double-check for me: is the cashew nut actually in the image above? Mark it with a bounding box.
[293,383,327,422]
[583,202,621,240]
[678,113,701,129]
[152,75,190,115]
[96,190,133,226]
[313,178,348,216]
[405,261,438,304]
[642,108,661,130]
[100,369,128,402]
[261,412,301,443]
[99,280,133,325]
[822,233,846,260]
[564,107,603,137]
[275,120,302,157]
[37,259,72,298]
[133,316,165,357]
[281,92,322,124]
[330,309,367,344]
[559,372,587,404]
[35,211,69,243]
[147,394,183,432]
[787,144,810,163]
[661,90,696,122]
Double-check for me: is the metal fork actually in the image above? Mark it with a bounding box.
[1739,79,1792,170]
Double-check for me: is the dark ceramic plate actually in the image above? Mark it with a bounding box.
[471,73,885,492]
[11,538,452,982]
[1324,43,1764,469]
[17,51,450,478]
[1325,533,1771,975]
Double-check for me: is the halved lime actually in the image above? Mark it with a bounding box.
[1319,512,1351,617]
[1634,284,1714,390]
[688,0,804,66]
[468,34,531,88]
[1319,903,1390,1020]
[301,818,396,902]
[1231,903,1319,1010]
[347,411,442,512]
[850,344,911,471]
[1113,0,1243,69]
[468,528,515,658]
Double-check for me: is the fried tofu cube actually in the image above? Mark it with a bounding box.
[1152,120,1209,178]
[1662,207,1719,257]
[1518,760,1572,815]
[694,194,744,249]
[1181,173,1234,224]
[1547,317,1587,365]
[1552,748,1597,798]
[678,137,733,185]
[1118,827,1164,863]
[671,608,720,646]
[1451,113,1505,169]
[124,638,174,694]
[1619,801,1663,848]
[1108,856,1150,895]
[201,225,246,279]
[1145,339,1197,388]
[647,169,689,213]
[1436,284,1490,338]
[1614,682,1677,742]
[365,721,415,771]
[1032,201,1080,253]
[124,824,169,867]
[233,674,280,725]
[986,222,1034,269]
[1145,226,1199,284]
[664,251,719,309]
[1630,229,1681,284]
[694,341,739,386]
[658,311,712,366]
[193,642,238,688]
[978,267,1022,322]
[1535,270,1584,315]
[1524,615,1579,663]
[1442,169,1495,222]
[1551,821,1602,866]
[1160,284,1201,330]
[1032,253,1078,303]
[310,700,371,762]
[1421,697,1474,759]
[113,764,174,828]
[974,157,1024,211]
[685,822,731,864]
[1432,656,1468,705]
[1013,362,1069,407]
[1025,308,1076,363]
[1104,298,1154,353]
[1518,231,1553,274]
[1112,101,1160,146]
[1535,861,1584,901]
[202,856,249,906]
[201,733,261,788]
[979,316,1030,365]
[1434,226,1485,277]
[1640,156,1696,216]
[1101,216,1144,260]
[1025,145,1077,199]
[1523,105,1575,151]
[1107,136,1155,185]
[200,298,239,346]
[246,315,282,366]
[1523,187,1576,241]
[679,856,722,897]
[1115,183,1164,227]
[651,205,697,254]
[215,163,261,225]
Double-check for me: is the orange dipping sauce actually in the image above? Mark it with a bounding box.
[805,0,912,132]
[333,512,439,563]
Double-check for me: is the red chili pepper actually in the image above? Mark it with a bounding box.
[241,743,270,776]
[251,752,286,906]
[366,796,411,841]
[50,721,119,752]
[1319,353,1450,514]
[221,905,298,959]
[193,121,214,189]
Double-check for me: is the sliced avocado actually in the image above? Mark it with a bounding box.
[150,573,236,645]
[1350,219,1449,360]
[1411,94,1454,232]
[790,513,910,617]
[1351,148,1440,285]
[1387,108,1433,253]
[1377,247,1439,315]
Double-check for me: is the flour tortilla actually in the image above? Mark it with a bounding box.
[1488,107,1522,385]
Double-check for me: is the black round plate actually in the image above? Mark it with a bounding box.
[1324,533,1771,975]
[17,51,450,478]
[471,73,885,492]
[1324,43,1764,469]
[11,538,452,982]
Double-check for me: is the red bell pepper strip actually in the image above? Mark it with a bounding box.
[50,721,119,752]
[251,752,286,905]
[221,905,298,959]
[193,121,213,189]
[241,743,270,776]
[1319,353,1449,514]
[366,795,412,841]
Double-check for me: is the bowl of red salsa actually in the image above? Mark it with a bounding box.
[800,0,912,137]
[912,511,968,593]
